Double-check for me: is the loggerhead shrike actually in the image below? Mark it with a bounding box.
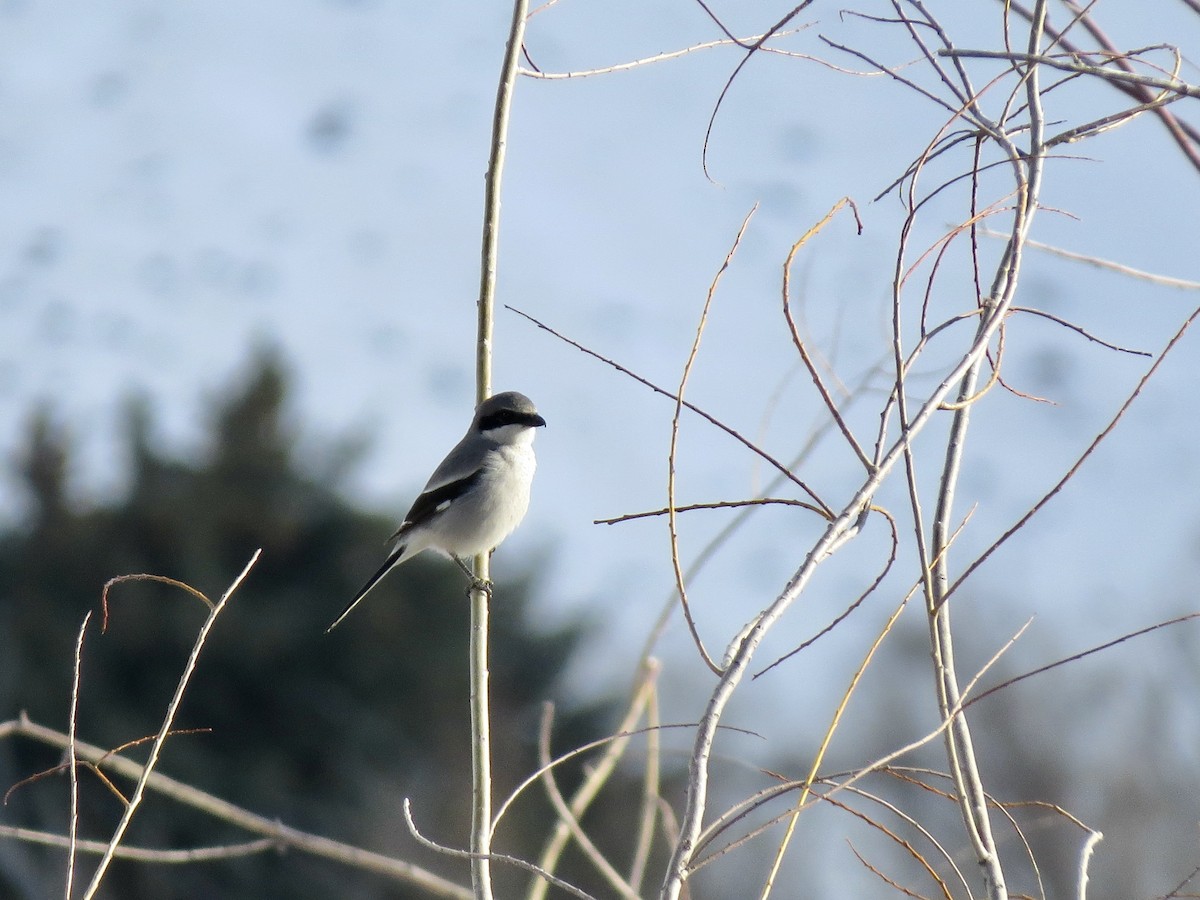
[327,390,546,631]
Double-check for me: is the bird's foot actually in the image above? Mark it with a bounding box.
[451,554,493,597]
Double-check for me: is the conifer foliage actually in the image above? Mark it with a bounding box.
[0,349,605,899]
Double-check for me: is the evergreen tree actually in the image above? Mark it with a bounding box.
[0,349,611,899]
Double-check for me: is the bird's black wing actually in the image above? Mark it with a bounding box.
[328,467,489,632]
[390,466,486,540]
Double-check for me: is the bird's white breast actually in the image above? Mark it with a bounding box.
[438,432,537,557]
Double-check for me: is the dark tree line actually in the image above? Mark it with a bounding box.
[0,349,619,899]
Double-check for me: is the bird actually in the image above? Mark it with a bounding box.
[327,391,546,631]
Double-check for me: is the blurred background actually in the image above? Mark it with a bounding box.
[1,1,1198,897]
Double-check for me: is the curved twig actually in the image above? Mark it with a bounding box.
[403,801,596,900]
[518,29,811,79]
[100,574,211,632]
[697,2,816,181]
[781,198,871,471]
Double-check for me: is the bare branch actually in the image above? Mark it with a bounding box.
[781,198,872,471]
[0,825,277,864]
[403,801,597,900]
[595,497,826,525]
[0,715,472,899]
[508,305,832,516]
[1009,306,1152,356]
[753,507,900,679]
[100,573,211,632]
[966,611,1200,708]
[518,28,811,79]
[986,229,1200,290]
[939,48,1200,98]
[947,303,1200,601]
[696,3,816,180]
[66,611,90,899]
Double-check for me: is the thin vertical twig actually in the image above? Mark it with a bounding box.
[919,5,1049,899]
[467,579,493,900]
[757,591,910,900]
[472,1,529,896]
[478,0,529,402]
[627,668,662,895]
[65,610,91,899]
[668,204,757,676]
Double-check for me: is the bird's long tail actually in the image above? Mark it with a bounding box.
[326,543,407,632]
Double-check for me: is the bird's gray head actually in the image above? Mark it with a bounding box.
[473,391,547,435]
